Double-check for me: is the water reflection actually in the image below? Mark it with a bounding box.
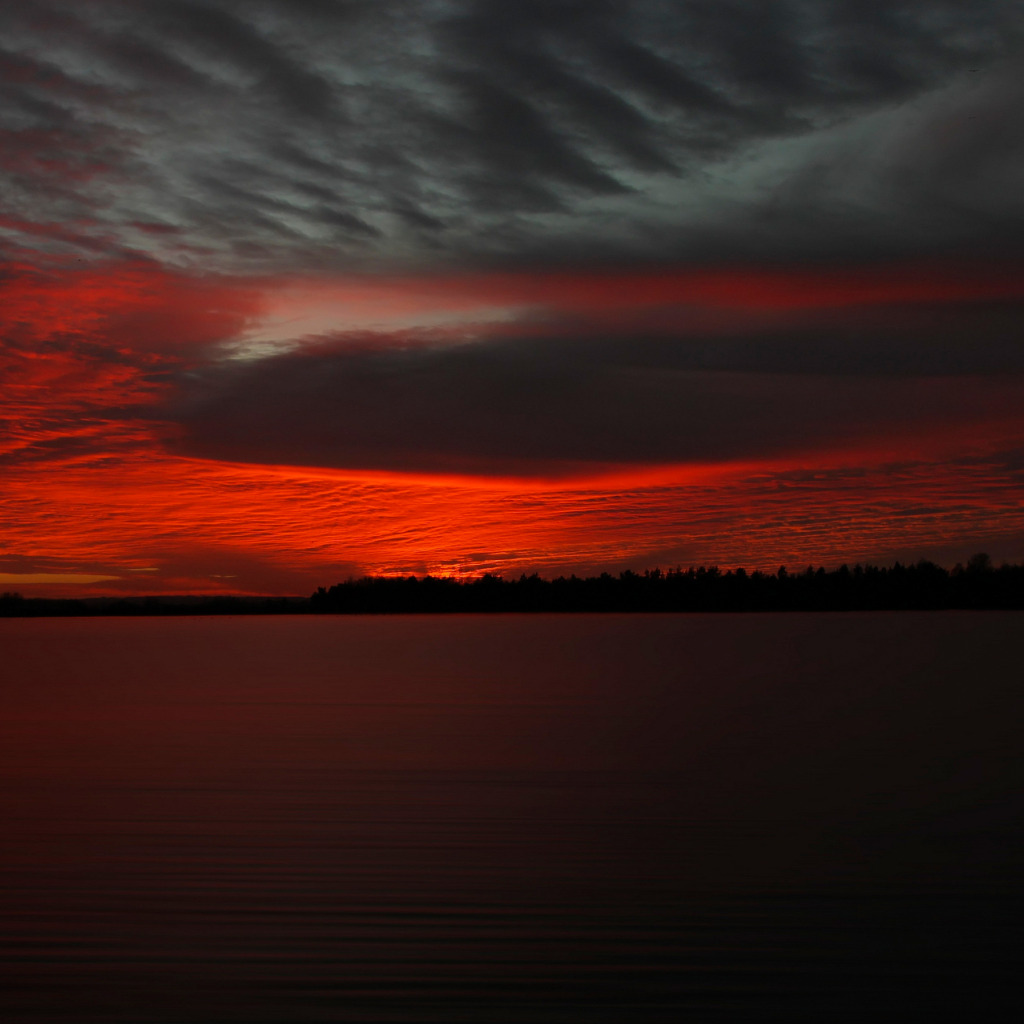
[2,614,1022,1020]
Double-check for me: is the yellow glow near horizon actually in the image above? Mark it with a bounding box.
[0,573,121,586]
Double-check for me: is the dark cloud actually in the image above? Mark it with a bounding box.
[160,1,339,119]
[588,36,735,117]
[1,0,1021,269]
[172,307,1024,476]
[677,0,814,99]
[93,23,213,91]
[439,4,679,174]
[436,70,631,199]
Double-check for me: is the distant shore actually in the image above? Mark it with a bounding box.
[3,556,1023,615]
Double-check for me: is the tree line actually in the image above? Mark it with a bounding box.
[3,554,1022,616]
[309,554,1024,613]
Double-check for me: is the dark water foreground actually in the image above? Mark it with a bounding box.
[1,613,1021,1022]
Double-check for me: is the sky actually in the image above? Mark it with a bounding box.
[2,0,1024,596]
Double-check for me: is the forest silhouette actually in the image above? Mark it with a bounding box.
[308,555,1024,613]
[3,555,1023,615]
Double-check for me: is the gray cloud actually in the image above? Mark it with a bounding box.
[1,0,1021,269]
[159,1,340,119]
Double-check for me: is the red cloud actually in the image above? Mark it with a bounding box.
[0,257,263,472]
[3,446,1023,597]
[276,261,1024,317]
[0,257,261,352]
[3,256,1024,595]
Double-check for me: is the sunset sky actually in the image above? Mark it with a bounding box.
[3,0,1024,596]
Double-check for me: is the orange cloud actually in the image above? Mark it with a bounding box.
[3,256,1024,595]
[3,441,1023,597]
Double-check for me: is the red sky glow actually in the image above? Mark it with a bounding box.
[3,2,1024,595]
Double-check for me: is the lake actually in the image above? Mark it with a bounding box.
[1,613,1021,1021]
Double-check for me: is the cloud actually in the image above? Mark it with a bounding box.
[159,2,339,119]
[740,59,1024,262]
[5,1,1024,592]
[0,572,120,585]
[1,0,1021,271]
[0,258,262,468]
[171,299,1024,478]
[0,258,261,351]
[4,256,1022,478]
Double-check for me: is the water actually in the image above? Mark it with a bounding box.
[2,613,1022,1021]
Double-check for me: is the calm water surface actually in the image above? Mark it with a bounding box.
[2,613,1022,1021]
